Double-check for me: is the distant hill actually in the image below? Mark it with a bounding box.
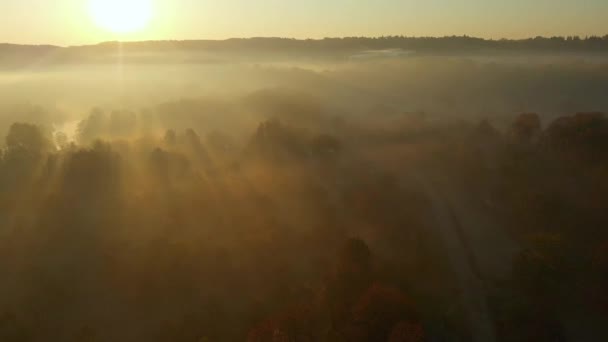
[70,35,608,53]
[1,35,608,68]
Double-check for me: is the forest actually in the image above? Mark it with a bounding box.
[1,43,608,341]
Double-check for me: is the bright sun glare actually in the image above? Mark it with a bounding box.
[89,0,153,34]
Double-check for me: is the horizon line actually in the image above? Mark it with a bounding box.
[2,33,608,48]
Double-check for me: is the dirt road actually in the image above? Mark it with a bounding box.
[414,170,519,342]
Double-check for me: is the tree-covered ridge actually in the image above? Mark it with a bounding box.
[3,35,608,62]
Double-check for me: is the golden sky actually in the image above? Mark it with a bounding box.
[1,0,607,45]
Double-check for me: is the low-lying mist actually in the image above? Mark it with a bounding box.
[2,52,608,136]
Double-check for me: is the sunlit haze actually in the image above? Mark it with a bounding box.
[0,0,607,44]
[2,1,608,341]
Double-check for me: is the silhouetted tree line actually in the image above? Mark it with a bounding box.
[4,35,608,68]
[88,36,608,53]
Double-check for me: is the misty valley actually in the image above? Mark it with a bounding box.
[1,39,608,341]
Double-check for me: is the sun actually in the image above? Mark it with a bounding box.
[89,0,153,34]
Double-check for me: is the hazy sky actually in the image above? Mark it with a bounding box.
[2,0,607,45]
